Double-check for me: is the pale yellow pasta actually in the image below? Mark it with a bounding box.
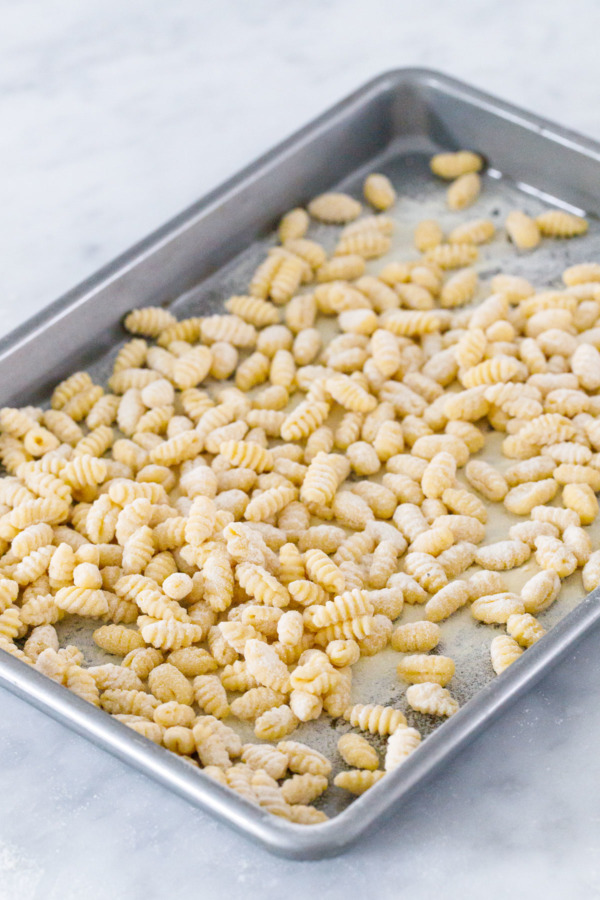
[303,549,345,594]
[421,451,456,499]
[414,219,443,252]
[243,638,290,693]
[335,229,391,260]
[397,654,455,687]
[471,592,524,624]
[447,172,481,210]
[298,524,346,554]
[534,535,578,578]
[280,399,329,442]
[343,703,406,735]
[192,674,229,718]
[336,733,378,770]
[503,479,557,515]
[465,460,508,501]
[306,590,372,630]
[395,282,434,311]
[363,173,396,210]
[254,705,299,740]
[403,552,447,593]
[536,210,588,237]
[51,372,93,410]
[531,504,580,532]
[200,314,256,348]
[333,769,385,794]
[582,550,600,593]
[490,634,523,674]
[440,268,478,308]
[292,328,322,366]
[355,276,398,312]
[455,328,487,370]
[411,433,469,465]
[424,580,470,623]
[405,682,459,717]
[307,192,362,224]
[278,207,310,243]
[141,618,204,650]
[284,239,327,271]
[5,138,600,826]
[505,210,541,250]
[409,524,454,557]
[384,726,421,771]
[430,150,483,179]
[288,579,327,607]
[230,686,286,722]
[448,218,494,245]
[382,309,442,336]
[474,540,531,571]
[326,639,360,668]
[506,612,545,648]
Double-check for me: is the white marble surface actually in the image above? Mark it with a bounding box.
[2,1,600,897]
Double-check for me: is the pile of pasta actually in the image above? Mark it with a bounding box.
[0,149,597,825]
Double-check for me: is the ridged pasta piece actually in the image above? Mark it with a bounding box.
[536,210,588,237]
[405,682,458,717]
[101,688,160,719]
[278,207,309,243]
[490,635,523,674]
[363,173,396,210]
[403,552,447,593]
[424,580,470,623]
[430,150,483,179]
[244,638,291,693]
[280,400,330,442]
[343,703,406,735]
[337,733,379,770]
[51,372,93,410]
[335,230,390,260]
[236,562,289,608]
[506,612,545,647]
[307,192,362,224]
[534,535,578,577]
[440,268,478,308]
[141,619,204,650]
[521,569,561,613]
[474,540,531,571]
[305,590,373,630]
[93,624,144,655]
[384,726,422,771]
[421,451,456,499]
[471,592,524,624]
[414,219,443,252]
[254,705,298,740]
[55,586,108,617]
[241,743,289,780]
[503,479,557,515]
[304,549,345,594]
[447,173,481,210]
[505,210,541,249]
[200,315,256,347]
[124,307,177,337]
[396,654,455,686]
[334,769,385,794]
[448,218,494,245]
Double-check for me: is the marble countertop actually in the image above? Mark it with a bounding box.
[2,1,600,897]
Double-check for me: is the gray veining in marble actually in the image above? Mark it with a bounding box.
[2,1,600,897]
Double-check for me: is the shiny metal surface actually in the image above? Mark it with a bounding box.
[1,69,600,858]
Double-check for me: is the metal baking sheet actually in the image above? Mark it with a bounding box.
[1,68,600,858]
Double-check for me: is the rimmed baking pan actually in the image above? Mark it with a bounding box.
[1,68,600,858]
